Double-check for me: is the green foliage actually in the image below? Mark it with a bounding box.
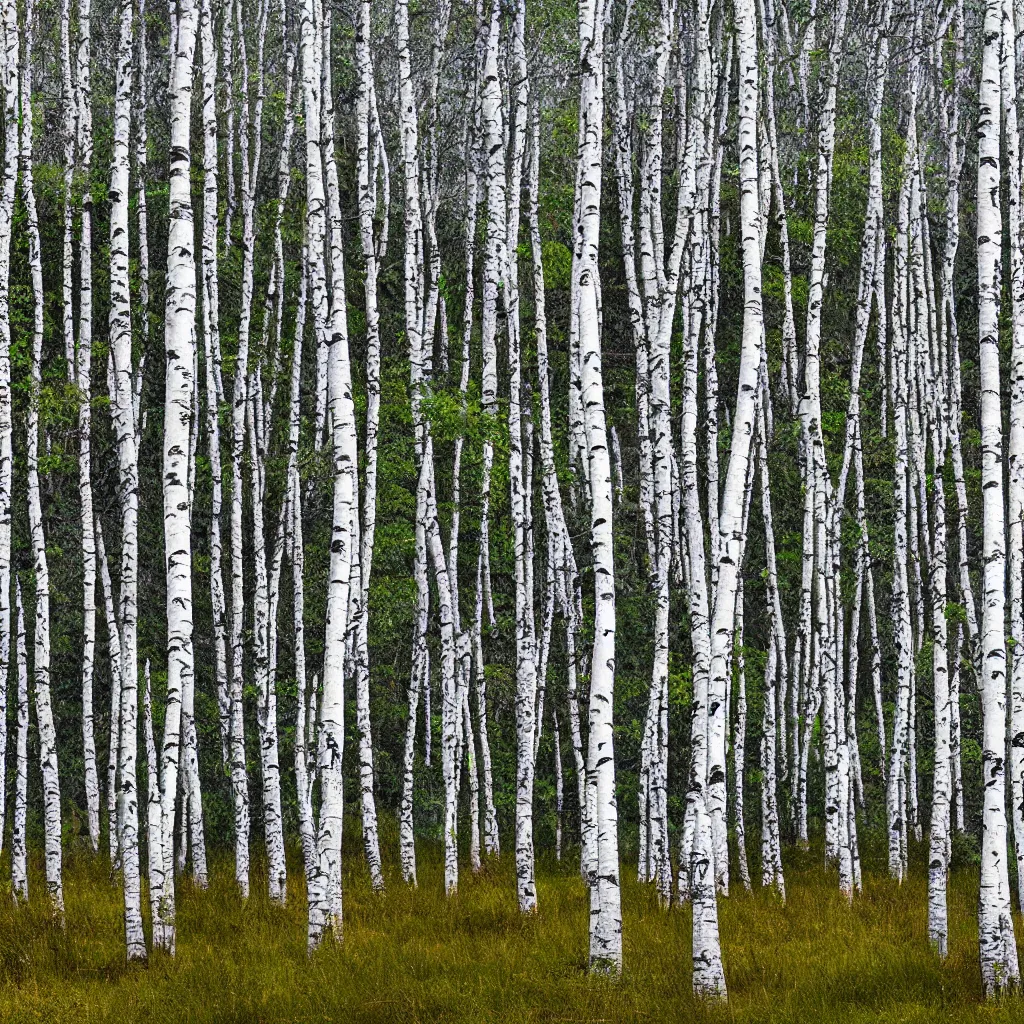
[539,240,572,291]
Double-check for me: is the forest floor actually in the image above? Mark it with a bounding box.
[1,828,1023,1023]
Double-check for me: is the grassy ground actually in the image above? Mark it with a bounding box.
[2,832,1024,1023]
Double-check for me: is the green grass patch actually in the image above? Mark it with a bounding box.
[0,835,1021,1022]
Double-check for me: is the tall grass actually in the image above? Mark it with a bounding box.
[0,826,1019,1023]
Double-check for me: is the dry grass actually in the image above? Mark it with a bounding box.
[0,829,1022,1023]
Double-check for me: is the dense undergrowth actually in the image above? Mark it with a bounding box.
[0,824,1021,1023]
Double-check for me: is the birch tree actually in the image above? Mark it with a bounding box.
[108,0,145,961]
[302,0,359,949]
[200,0,230,766]
[976,0,1020,995]
[0,0,16,887]
[353,0,388,894]
[573,0,621,974]
[11,579,27,903]
[154,0,200,955]
[21,0,64,919]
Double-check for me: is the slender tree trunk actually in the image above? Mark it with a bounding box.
[354,0,386,894]
[12,580,27,903]
[303,0,358,949]
[200,0,230,769]
[70,0,101,857]
[574,0,621,974]
[977,0,1021,995]
[288,256,316,887]
[20,5,63,919]
[155,0,199,954]
[0,0,19,907]
[757,403,785,899]
[96,518,123,868]
[499,0,540,916]
[108,0,145,961]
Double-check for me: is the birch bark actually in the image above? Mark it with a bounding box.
[303,0,358,949]
[200,0,230,766]
[20,5,64,918]
[574,0,621,973]
[977,0,1021,994]
[0,0,15,885]
[108,0,145,960]
[705,0,768,905]
[72,0,101,855]
[12,580,26,902]
[155,0,199,954]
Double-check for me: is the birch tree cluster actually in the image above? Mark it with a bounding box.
[0,0,1022,1002]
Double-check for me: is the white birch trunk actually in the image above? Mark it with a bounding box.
[70,0,101,856]
[108,0,145,960]
[757,405,785,899]
[97,517,123,867]
[977,0,1021,994]
[143,660,162,936]
[354,0,386,894]
[692,798,726,999]
[20,9,63,918]
[705,0,767,907]
[0,0,17,908]
[12,580,27,903]
[502,0,539,915]
[574,0,621,973]
[289,257,316,887]
[11,581,26,901]
[200,0,230,766]
[928,397,951,957]
[247,383,287,902]
[1002,0,1024,923]
[304,0,358,949]
[227,0,265,902]
[155,0,199,954]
